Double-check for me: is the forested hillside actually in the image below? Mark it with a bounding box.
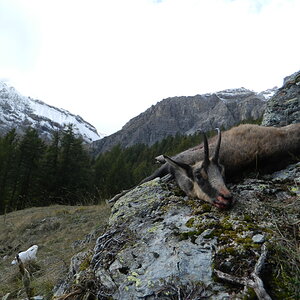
[0,120,261,214]
[93,131,207,199]
[0,127,209,213]
[0,125,93,214]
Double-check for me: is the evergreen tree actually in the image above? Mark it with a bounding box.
[39,131,61,205]
[57,125,93,204]
[10,128,45,210]
[0,129,18,213]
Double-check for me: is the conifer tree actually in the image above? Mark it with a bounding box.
[10,128,45,210]
[39,131,61,205]
[0,129,18,213]
[58,124,93,204]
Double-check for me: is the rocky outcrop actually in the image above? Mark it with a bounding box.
[92,88,269,155]
[54,162,300,299]
[262,70,300,126]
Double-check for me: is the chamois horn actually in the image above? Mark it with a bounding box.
[212,128,221,162]
[203,132,209,166]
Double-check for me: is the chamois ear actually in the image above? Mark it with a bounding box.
[163,155,193,179]
[163,155,194,196]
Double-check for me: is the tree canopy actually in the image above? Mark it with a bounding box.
[0,123,249,214]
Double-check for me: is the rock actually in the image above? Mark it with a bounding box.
[69,251,90,275]
[2,293,11,300]
[53,251,91,297]
[252,234,265,244]
[54,163,300,299]
[262,69,300,126]
[266,162,300,182]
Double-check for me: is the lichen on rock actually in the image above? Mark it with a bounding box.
[54,162,300,299]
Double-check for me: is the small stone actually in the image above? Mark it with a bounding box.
[201,228,214,238]
[2,293,11,300]
[252,234,265,244]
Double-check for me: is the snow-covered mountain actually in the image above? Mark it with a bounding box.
[0,81,104,143]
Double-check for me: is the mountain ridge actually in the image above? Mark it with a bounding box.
[92,87,275,155]
[0,81,104,143]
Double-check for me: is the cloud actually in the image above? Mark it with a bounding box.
[0,1,39,71]
[0,0,299,134]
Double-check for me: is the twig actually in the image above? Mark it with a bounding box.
[57,288,82,300]
[177,286,181,300]
[215,244,272,300]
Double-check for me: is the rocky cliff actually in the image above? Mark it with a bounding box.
[92,88,271,155]
[262,70,300,126]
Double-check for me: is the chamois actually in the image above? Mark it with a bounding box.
[111,124,300,209]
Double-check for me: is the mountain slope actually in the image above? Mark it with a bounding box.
[0,81,103,143]
[0,204,110,298]
[92,87,274,155]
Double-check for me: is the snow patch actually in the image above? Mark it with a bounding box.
[0,81,104,143]
[258,87,277,100]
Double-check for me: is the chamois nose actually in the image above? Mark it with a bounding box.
[221,192,233,201]
[214,192,233,209]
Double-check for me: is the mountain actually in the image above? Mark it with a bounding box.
[0,81,103,143]
[92,87,275,155]
[262,70,300,126]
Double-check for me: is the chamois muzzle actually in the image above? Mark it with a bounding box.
[213,192,233,210]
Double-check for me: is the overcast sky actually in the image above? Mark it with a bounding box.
[0,0,299,135]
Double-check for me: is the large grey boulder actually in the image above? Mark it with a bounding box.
[54,162,300,299]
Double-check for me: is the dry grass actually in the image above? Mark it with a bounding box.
[261,195,300,299]
[0,203,110,299]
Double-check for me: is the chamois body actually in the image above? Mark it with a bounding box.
[111,124,300,208]
[145,123,300,182]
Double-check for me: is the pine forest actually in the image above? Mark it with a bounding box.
[0,125,208,214]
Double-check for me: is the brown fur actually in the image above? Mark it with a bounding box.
[171,123,300,179]
[111,124,300,205]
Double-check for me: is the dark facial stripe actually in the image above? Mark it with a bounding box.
[195,174,217,199]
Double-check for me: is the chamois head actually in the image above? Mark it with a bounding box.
[164,129,233,209]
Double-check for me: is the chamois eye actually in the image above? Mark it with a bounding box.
[218,164,225,177]
[195,173,202,180]
[195,168,208,180]
[194,170,202,179]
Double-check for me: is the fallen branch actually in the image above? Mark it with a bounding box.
[215,244,272,300]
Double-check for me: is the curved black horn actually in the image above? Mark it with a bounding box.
[213,128,221,162]
[202,132,210,166]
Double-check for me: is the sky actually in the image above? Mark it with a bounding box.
[0,0,299,135]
